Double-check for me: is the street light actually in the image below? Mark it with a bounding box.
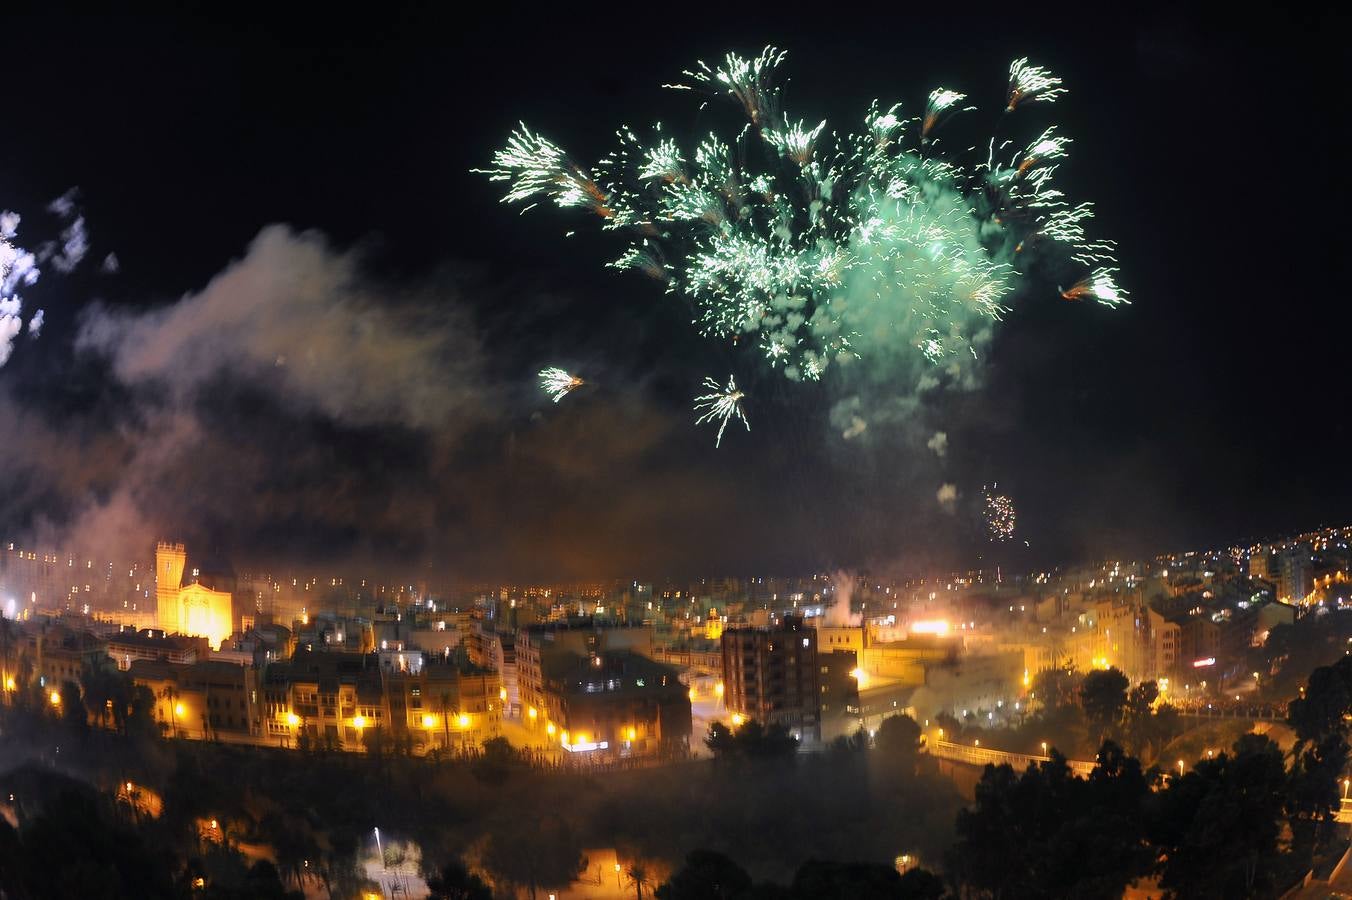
[49,690,61,706]
[175,702,186,719]
[1041,741,1048,756]
[422,714,436,729]
[457,713,470,729]
[1178,760,1185,776]
[285,712,300,727]
[353,715,367,730]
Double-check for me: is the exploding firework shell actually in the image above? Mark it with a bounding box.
[484,47,1126,440]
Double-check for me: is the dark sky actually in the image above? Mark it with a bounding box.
[0,6,1348,582]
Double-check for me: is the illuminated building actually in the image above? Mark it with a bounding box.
[1279,549,1312,604]
[538,649,690,758]
[8,622,108,692]
[721,616,821,742]
[153,542,234,649]
[1249,547,1272,581]
[130,658,261,741]
[1147,609,1181,675]
[261,650,499,753]
[517,619,653,726]
[818,648,861,740]
[106,630,209,671]
[155,542,187,633]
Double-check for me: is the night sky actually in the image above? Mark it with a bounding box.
[1,6,1348,581]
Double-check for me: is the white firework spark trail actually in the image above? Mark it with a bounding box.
[539,367,585,403]
[693,375,749,447]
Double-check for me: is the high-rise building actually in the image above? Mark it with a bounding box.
[721,615,820,742]
[1249,547,1272,581]
[1280,549,1312,604]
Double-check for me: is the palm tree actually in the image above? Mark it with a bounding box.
[159,685,180,738]
[625,862,653,900]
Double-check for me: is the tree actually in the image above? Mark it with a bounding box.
[626,861,655,900]
[874,714,922,768]
[948,741,1152,899]
[59,679,88,733]
[656,850,753,900]
[481,814,585,900]
[1285,655,1352,860]
[1079,668,1129,743]
[705,721,736,756]
[790,859,911,899]
[896,867,946,900]
[1149,733,1289,898]
[426,859,493,900]
[1032,667,1083,709]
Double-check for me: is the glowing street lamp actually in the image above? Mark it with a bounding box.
[174,702,186,719]
[1041,741,1048,756]
[352,715,367,731]
[1177,760,1185,776]
[49,690,61,707]
[422,714,436,729]
[457,713,470,729]
[285,712,300,727]
[730,713,745,727]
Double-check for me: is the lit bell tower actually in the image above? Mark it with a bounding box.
[155,542,186,633]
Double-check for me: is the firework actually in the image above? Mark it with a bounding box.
[983,485,1016,542]
[693,375,749,447]
[483,47,1126,432]
[539,367,585,403]
[922,89,971,140]
[1061,267,1128,308]
[675,47,788,129]
[1006,58,1066,111]
[476,126,613,218]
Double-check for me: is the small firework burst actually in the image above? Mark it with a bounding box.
[693,374,749,447]
[1006,58,1067,111]
[539,367,585,403]
[983,485,1016,542]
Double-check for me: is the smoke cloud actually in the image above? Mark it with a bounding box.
[1,224,750,580]
[77,226,488,431]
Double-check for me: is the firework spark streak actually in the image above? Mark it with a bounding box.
[693,375,749,447]
[539,367,585,403]
[482,47,1127,440]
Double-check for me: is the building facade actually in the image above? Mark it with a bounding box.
[721,615,821,742]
